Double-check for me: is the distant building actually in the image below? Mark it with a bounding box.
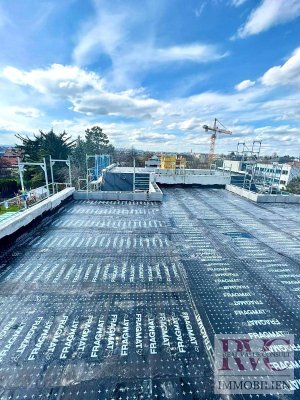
[193,153,209,163]
[222,160,245,173]
[145,155,160,168]
[160,154,186,170]
[160,154,176,169]
[254,162,300,190]
[1,147,20,167]
[0,147,21,177]
[222,159,300,190]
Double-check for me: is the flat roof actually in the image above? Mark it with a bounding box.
[0,188,299,398]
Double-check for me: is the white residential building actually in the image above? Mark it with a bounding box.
[145,155,160,168]
[254,162,300,190]
[222,160,300,190]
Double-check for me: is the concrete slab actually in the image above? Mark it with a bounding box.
[0,188,74,240]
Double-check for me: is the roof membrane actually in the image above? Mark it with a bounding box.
[0,188,299,399]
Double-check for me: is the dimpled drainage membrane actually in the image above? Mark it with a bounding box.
[0,188,299,400]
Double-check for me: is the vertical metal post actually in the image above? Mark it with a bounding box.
[263,167,267,193]
[68,157,72,187]
[18,157,25,192]
[50,155,55,194]
[86,154,89,199]
[133,158,136,192]
[279,164,283,193]
[243,164,248,189]
[43,158,49,197]
[271,163,280,193]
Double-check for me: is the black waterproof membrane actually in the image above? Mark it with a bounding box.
[0,189,299,399]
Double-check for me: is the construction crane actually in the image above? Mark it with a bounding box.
[203,118,232,163]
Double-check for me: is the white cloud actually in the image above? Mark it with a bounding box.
[131,131,176,144]
[0,4,11,29]
[4,62,295,152]
[261,97,300,122]
[73,9,127,67]
[251,125,300,148]
[2,64,104,95]
[2,64,162,119]
[9,107,42,119]
[0,113,41,144]
[167,118,203,131]
[235,79,255,91]
[182,133,210,146]
[0,117,31,136]
[154,44,228,63]
[72,92,160,118]
[230,0,249,6]
[195,3,206,17]
[255,125,298,135]
[72,1,227,89]
[260,47,300,86]
[50,119,129,142]
[235,0,300,39]
[0,105,43,145]
[171,88,268,117]
[29,2,58,32]
[1,51,300,154]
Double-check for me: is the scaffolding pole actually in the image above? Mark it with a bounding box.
[18,157,49,197]
[50,156,72,194]
[133,158,136,192]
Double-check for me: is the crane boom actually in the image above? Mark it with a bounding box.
[202,118,232,162]
[203,126,231,134]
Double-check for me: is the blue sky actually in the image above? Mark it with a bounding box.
[1,0,300,155]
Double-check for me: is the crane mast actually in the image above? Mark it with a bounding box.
[202,118,232,163]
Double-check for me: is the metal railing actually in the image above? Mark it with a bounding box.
[0,183,69,222]
[51,182,72,194]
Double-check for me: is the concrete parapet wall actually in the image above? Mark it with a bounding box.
[256,194,300,203]
[0,188,75,240]
[226,184,300,203]
[154,168,214,176]
[225,185,258,201]
[149,182,163,201]
[73,186,163,202]
[155,174,230,185]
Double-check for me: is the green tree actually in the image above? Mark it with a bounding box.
[16,129,75,188]
[279,155,295,163]
[70,136,87,184]
[85,126,114,155]
[286,177,300,194]
[0,178,19,198]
